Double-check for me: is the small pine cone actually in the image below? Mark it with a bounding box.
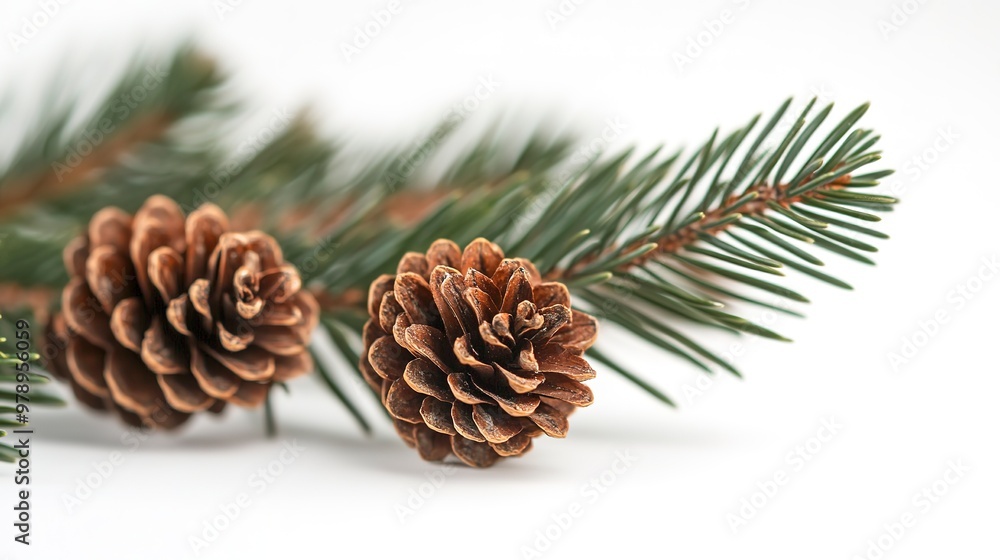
[361,238,598,467]
[45,195,318,429]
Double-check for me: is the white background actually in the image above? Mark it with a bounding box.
[1,1,998,559]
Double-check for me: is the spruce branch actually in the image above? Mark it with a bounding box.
[0,110,175,217]
[0,46,225,219]
[286,98,895,415]
[0,42,900,429]
[512,99,897,403]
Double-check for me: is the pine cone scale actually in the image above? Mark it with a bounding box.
[451,436,499,468]
[445,371,488,406]
[62,278,114,348]
[549,310,598,352]
[534,373,594,406]
[104,346,164,416]
[528,402,569,438]
[405,324,454,372]
[402,359,452,402]
[472,403,522,443]
[478,325,514,365]
[184,205,229,282]
[453,335,491,375]
[66,337,108,396]
[86,245,135,313]
[496,363,543,393]
[129,199,185,308]
[419,397,456,434]
[536,349,596,380]
[367,336,409,381]
[158,372,214,412]
[110,297,147,352]
[450,402,485,442]
[394,273,437,326]
[254,323,310,356]
[482,384,540,417]
[385,378,424,423]
[377,293,403,335]
[492,432,532,456]
[189,345,241,398]
[229,379,269,407]
[201,344,274,381]
[142,316,187,374]
[87,207,132,252]
[185,279,213,324]
[272,352,312,382]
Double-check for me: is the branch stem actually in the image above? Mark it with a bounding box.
[0,110,175,218]
[559,174,852,280]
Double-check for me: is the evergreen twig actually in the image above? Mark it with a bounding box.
[0,44,897,427]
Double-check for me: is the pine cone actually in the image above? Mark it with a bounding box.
[361,238,598,467]
[45,195,318,429]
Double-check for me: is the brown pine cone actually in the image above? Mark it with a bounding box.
[44,195,318,429]
[361,238,598,467]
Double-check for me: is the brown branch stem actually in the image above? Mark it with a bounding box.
[0,110,175,218]
[556,175,852,280]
